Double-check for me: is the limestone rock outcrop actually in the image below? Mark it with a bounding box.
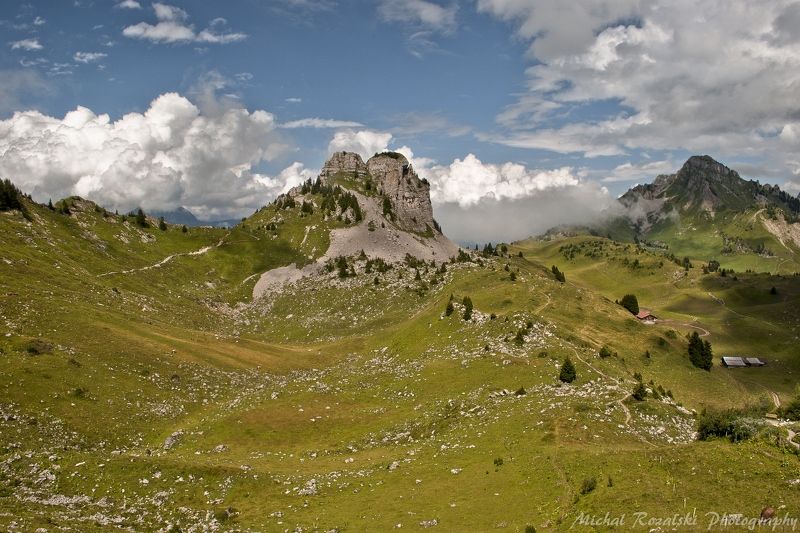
[314,150,458,264]
[321,151,437,234]
[366,152,435,234]
[319,151,368,180]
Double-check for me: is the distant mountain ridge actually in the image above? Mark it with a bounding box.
[621,155,800,227]
[542,155,800,273]
[151,207,241,228]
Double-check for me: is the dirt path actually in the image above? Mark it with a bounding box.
[565,345,633,426]
[771,391,781,409]
[707,291,724,306]
[98,235,228,277]
[750,208,765,224]
[706,289,776,328]
[760,387,797,449]
[658,319,711,337]
[617,393,633,425]
[765,418,799,449]
[789,428,799,448]
[535,292,552,315]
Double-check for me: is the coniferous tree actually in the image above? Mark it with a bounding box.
[688,331,713,370]
[559,357,576,383]
[632,380,647,401]
[551,265,566,283]
[462,296,473,320]
[687,331,702,367]
[702,340,713,369]
[158,216,167,231]
[0,179,24,212]
[181,225,188,233]
[620,294,639,315]
[598,345,614,358]
[336,256,350,279]
[135,208,148,227]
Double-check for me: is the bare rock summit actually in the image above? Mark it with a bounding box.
[321,151,439,235]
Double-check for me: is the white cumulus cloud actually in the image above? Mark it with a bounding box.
[123,3,246,45]
[152,2,187,21]
[116,0,142,8]
[424,154,583,207]
[123,21,195,43]
[0,93,302,220]
[327,129,394,161]
[256,162,317,194]
[418,152,613,242]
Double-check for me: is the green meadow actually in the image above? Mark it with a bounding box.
[1,198,799,531]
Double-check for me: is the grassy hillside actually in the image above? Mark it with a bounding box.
[516,235,800,400]
[644,208,800,275]
[1,197,799,531]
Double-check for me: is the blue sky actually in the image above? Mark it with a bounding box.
[2,0,800,240]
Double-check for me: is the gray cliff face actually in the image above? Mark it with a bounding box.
[365,153,435,234]
[320,151,438,234]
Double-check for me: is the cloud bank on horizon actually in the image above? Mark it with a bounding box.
[0,93,313,220]
[1,0,800,239]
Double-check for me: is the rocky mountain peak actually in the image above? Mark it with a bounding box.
[677,155,741,185]
[319,151,368,179]
[621,155,754,216]
[318,151,438,235]
[366,152,434,234]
